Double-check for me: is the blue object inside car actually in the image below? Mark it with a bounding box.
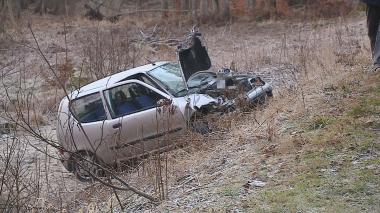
[116,102,138,116]
[136,95,156,110]
[80,101,106,123]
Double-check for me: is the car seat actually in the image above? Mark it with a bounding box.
[136,95,156,110]
[80,100,106,123]
[114,90,137,116]
[131,84,157,110]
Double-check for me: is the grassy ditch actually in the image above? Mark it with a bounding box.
[240,73,380,212]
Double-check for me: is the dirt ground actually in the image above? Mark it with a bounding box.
[1,13,379,212]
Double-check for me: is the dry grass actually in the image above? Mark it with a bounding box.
[62,15,380,212]
[0,6,379,212]
[147,16,377,212]
[246,72,380,212]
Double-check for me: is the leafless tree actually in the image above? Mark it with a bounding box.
[211,0,220,18]
[0,1,6,33]
[80,26,141,81]
[221,0,230,19]
[181,0,189,10]
[0,134,45,212]
[190,0,198,20]
[5,0,17,29]
[34,0,77,16]
[245,0,255,14]
[136,0,143,17]
[200,0,209,21]
[161,0,169,18]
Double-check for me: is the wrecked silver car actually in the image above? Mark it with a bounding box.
[56,29,272,181]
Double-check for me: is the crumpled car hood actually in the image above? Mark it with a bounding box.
[173,93,218,120]
[187,93,217,109]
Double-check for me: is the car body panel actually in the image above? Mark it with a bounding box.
[178,33,212,81]
[57,72,200,167]
[101,80,187,163]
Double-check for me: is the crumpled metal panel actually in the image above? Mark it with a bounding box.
[177,28,212,82]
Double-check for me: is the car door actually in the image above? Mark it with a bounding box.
[67,92,111,159]
[103,80,186,162]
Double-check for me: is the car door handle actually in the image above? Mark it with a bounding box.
[112,123,122,129]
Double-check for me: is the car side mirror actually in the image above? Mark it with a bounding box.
[157,98,172,107]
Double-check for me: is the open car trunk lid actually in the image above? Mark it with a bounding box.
[177,30,212,82]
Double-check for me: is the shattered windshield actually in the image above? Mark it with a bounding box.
[148,62,187,97]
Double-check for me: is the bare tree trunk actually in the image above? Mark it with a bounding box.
[200,0,208,21]
[161,0,169,19]
[20,0,28,9]
[245,0,254,14]
[212,0,219,17]
[64,0,68,17]
[35,0,66,15]
[34,0,44,15]
[181,0,189,10]
[255,0,272,18]
[40,0,45,15]
[190,0,198,20]
[255,0,265,10]
[6,0,17,27]
[275,0,290,17]
[221,0,230,19]
[0,0,5,33]
[174,0,181,18]
[15,0,22,18]
[180,0,189,16]
[51,0,64,15]
[137,0,143,17]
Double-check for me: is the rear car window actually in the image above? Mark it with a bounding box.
[70,93,106,123]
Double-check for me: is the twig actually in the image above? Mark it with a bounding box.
[108,177,124,211]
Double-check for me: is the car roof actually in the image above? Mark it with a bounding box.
[69,61,169,99]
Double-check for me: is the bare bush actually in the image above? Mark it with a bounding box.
[80,27,142,80]
[306,0,359,18]
[0,137,38,212]
[40,60,74,88]
[0,23,184,211]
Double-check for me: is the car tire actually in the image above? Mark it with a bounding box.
[72,151,103,182]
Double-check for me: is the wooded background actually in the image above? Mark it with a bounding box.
[0,0,360,32]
